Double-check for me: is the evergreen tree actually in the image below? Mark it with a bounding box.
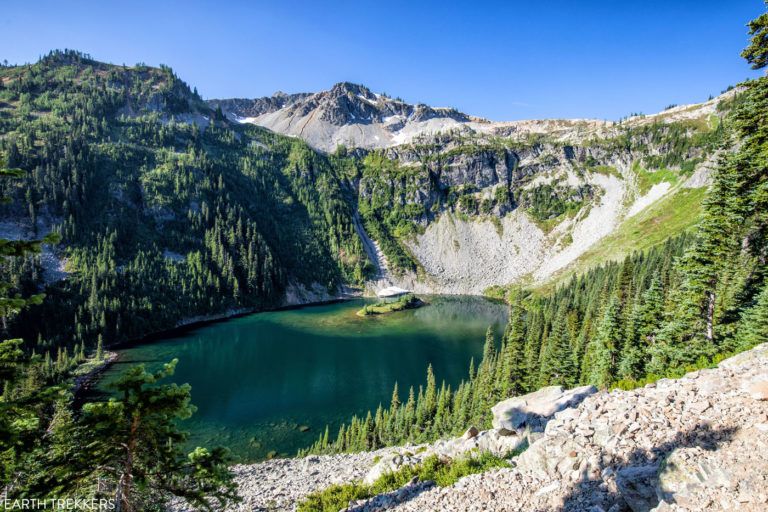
[472,328,498,424]
[389,381,401,411]
[497,294,527,397]
[619,277,663,380]
[742,1,768,69]
[424,365,437,423]
[538,307,576,387]
[589,297,622,388]
[75,360,237,511]
[737,284,768,350]
[96,334,104,361]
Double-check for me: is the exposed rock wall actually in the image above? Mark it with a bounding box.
[212,84,732,296]
[374,142,678,294]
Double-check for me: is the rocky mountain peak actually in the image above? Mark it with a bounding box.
[208,82,484,150]
[328,81,375,98]
[312,81,389,125]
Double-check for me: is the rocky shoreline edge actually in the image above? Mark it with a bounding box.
[174,343,768,512]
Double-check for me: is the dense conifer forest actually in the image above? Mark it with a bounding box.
[0,50,372,352]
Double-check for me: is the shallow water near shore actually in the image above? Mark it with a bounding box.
[95,295,508,461]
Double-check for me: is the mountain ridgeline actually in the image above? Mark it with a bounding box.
[214,80,735,294]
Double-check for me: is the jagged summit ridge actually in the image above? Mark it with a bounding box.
[209,82,735,152]
[208,81,485,150]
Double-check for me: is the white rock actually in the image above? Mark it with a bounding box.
[492,385,597,431]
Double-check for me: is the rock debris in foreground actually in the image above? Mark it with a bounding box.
[386,344,768,512]
[178,343,768,511]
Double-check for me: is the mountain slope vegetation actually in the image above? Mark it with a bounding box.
[0,50,372,349]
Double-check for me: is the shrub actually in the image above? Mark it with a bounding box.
[297,452,511,512]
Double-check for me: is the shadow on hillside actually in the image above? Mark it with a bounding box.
[345,480,435,512]
[556,423,738,512]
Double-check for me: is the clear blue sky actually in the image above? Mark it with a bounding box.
[0,0,764,120]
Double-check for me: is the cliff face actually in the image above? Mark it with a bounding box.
[355,125,723,294]
[208,91,312,119]
[216,84,735,294]
[185,343,768,512]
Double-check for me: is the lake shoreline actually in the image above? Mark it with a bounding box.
[78,296,357,401]
[90,295,509,462]
[105,296,355,353]
[105,291,500,353]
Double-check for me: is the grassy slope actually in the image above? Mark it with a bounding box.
[537,185,706,293]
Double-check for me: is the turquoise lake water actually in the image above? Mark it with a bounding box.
[97,296,508,461]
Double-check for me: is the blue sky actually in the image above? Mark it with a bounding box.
[0,0,763,120]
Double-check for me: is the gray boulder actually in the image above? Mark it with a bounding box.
[655,446,733,508]
[491,385,597,432]
[362,427,525,485]
[615,465,659,512]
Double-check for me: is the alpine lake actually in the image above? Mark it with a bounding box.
[94,296,508,461]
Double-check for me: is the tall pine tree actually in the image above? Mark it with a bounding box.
[589,296,623,388]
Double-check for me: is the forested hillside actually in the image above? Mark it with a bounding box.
[0,49,742,350]
[0,50,372,351]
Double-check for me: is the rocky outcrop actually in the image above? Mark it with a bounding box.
[386,343,768,512]
[208,91,312,119]
[364,384,598,490]
[491,385,597,432]
[196,343,768,512]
